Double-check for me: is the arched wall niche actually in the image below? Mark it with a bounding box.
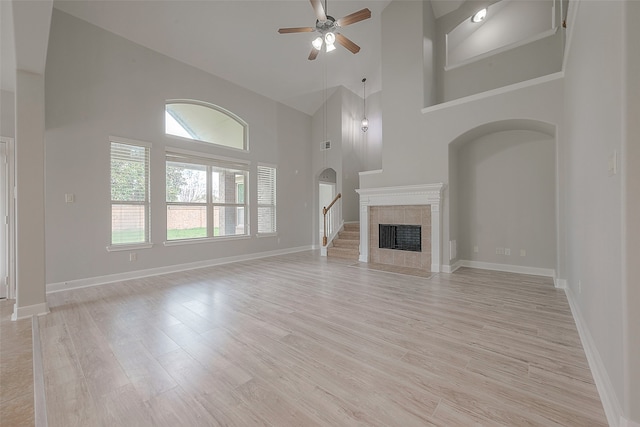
[448,119,557,275]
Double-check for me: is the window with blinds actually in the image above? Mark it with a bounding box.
[110,138,150,245]
[257,165,276,234]
[166,150,249,240]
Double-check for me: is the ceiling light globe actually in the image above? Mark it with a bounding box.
[361,117,369,133]
[312,37,323,50]
[471,8,487,23]
[324,32,336,45]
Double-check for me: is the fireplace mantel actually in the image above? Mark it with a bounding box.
[356,184,444,272]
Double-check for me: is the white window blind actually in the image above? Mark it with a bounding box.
[110,139,150,245]
[257,165,276,234]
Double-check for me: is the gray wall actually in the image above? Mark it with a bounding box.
[312,85,382,230]
[312,87,343,245]
[44,10,313,284]
[0,90,14,137]
[624,1,640,420]
[442,32,563,102]
[454,130,556,268]
[434,0,563,104]
[562,0,631,422]
[365,0,563,271]
[423,1,437,107]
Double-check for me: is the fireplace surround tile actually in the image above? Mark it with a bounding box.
[356,184,444,273]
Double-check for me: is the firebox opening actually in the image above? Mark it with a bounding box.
[379,224,421,252]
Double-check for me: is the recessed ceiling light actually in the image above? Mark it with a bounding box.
[471,8,487,23]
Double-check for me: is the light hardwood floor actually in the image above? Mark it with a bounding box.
[0,298,35,426]
[30,251,609,425]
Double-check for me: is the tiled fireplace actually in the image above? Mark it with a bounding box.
[356,184,444,272]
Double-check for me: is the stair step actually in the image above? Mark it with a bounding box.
[343,223,360,232]
[333,238,359,248]
[327,246,359,260]
[338,231,360,240]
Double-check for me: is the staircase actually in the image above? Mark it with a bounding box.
[327,223,360,260]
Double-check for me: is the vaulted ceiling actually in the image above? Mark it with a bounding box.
[2,0,469,115]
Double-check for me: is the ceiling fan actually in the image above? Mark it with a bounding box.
[278,0,371,60]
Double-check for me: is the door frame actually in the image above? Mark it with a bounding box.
[0,137,15,300]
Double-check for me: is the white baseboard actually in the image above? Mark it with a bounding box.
[554,278,567,289]
[11,302,49,320]
[565,286,622,427]
[47,245,313,294]
[442,261,461,273]
[457,260,555,277]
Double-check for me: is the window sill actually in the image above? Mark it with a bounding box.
[106,243,154,252]
[256,233,278,238]
[163,235,251,247]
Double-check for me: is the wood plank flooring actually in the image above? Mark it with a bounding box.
[35,251,607,426]
[0,298,35,427]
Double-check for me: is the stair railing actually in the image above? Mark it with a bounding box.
[322,193,342,246]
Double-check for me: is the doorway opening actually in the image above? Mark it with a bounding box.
[319,168,337,242]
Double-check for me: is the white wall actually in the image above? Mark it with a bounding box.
[455,130,556,269]
[44,10,313,285]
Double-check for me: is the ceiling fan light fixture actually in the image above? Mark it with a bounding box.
[326,42,336,52]
[471,8,487,23]
[324,32,336,46]
[312,36,323,50]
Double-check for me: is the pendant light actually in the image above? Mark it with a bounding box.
[361,78,368,133]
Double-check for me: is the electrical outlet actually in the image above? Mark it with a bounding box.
[520,249,526,257]
[505,248,511,256]
[129,253,137,262]
[473,245,479,253]
[496,247,504,255]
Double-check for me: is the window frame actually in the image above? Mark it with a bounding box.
[164,99,249,152]
[257,163,277,236]
[107,136,153,251]
[165,148,250,245]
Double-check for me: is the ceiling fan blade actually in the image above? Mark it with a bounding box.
[308,48,319,61]
[278,27,315,34]
[335,33,360,54]
[336,8,371,27]
[310,0,327,22]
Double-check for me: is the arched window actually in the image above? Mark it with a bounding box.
[165,100,247,151]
